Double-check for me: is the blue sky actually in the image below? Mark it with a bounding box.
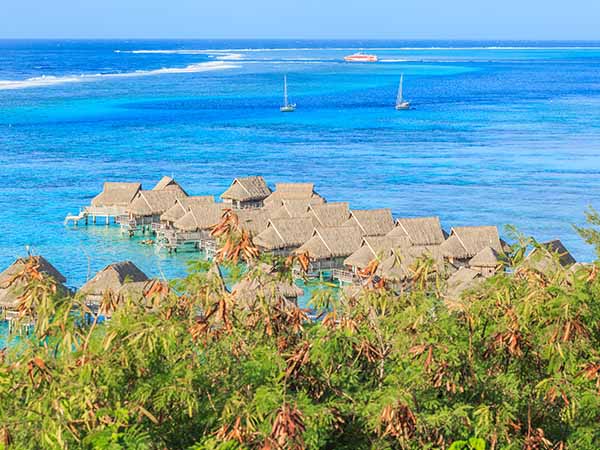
[2,0,600,39]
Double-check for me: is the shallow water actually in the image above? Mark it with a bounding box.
[1,40,600,287]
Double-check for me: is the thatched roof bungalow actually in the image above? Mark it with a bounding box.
[173,204,228,232]
[295,226,363,273]
[440,226,504,267]
[304,202,351,228]
[377,245,445,285]
[254,218,315,255]
[160,196,215,225]
[469,246,502,277]
[524,239,576,274]
[268,200,312,220]
[235,208,270,236]
[343,209,394,237]
[127,189,188,223]
[90,182,141,215]
[344,235,412,273]
[0,256,68,313]
[220,176,272,209]
[389,217,446,246]
[263,183,325,209]
[152,176,188,196]
[79,261,149,313]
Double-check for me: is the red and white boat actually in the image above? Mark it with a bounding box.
[344,52,378,62]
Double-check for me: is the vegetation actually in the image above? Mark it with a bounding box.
[1,215,600,449]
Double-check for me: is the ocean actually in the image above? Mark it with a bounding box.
[1,39,600,288]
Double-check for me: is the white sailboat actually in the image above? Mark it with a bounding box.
[280,75,296,112]
[395,74,411,110]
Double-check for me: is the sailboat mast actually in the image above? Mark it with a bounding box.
[397,74,404,105]
[283,75,288,107]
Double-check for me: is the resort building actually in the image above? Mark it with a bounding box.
[444,267,483,301]
[263,183,325,209]
[164,204,228,254]
[342,208,395,237]
[235,208,271,237]
[440,226,505,268]
[152,176,188,195]
[468,246,502,277]
[79,261,149,316]
[523,239,576,273]
[220,176,272,209]
[160,196,215,227]
[377,245,445,289]
[253,217,315,256]
[77,181,142,225]
[124,189,188,233]
[389,217,446,246]
[0,256,68,322]
[303,202,351,228]
[294,226,363,276]
[268,199,313,220]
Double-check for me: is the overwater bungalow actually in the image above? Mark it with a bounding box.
[232,264,303,307]
[294,226,363,276]
[304,202,351,228]
[79,261,149,316]
[235,208,271,237]
[468,246,502,277]
[66,181,142,226]
[263,183,325,209]
[342,208,395,237]
[153,176,188,195]
[165,204,228,253]
[124,189,188,234]
[389,217,446,246]
[377,245,445,289]
[160,196,216,227]
[253,217,315,256]
[339,235,412,283]
[440,226,505,268]
[523,239,576,274]
[268,199,312,220]
[220,176,272,209]
[0,256,68,324]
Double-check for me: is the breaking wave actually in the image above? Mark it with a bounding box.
[0,61,239,91]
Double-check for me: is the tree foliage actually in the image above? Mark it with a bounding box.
[2,218,600,449]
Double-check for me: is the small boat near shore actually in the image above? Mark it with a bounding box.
[344,52,378,62]
[395,74,411,110]
[280,75,296,112]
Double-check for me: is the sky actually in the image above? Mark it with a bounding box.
[2,0,600,40]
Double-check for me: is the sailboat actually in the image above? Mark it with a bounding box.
[395,74,411,110]
[280,75,296,112]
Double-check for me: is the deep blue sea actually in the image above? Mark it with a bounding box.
[1,39,600,290]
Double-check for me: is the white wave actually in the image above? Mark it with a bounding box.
[214,53,245,61]
[0,61,239,91]
[116,46,600,54]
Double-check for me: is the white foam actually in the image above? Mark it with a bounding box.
[0,61,239,91]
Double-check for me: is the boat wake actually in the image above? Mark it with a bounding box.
[0,61,239,91]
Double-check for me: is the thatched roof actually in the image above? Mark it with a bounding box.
[377,245,444,282]
[343,209,394,237]
[173,204,227,232]
[232,265,303,306]
[160,196,215,223]
[152,176,188,195]
[235,208,270,236]
[268,200,312,219]
[305,202,350,228]
[127,190,187,217]
[445,267,483,300]
[263,183,325,208]
[344,235,412,269]
[524,239,576,273]
[390,217,445,246]
[469,246,501,268]
[220,176,271,202]
[91,182,141,208]
[254,218,314,250]
[440,226,503,259]
[79,261,148,299]
[295,226,363,260]
[0,256,67,309]
[117,279,169,305]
